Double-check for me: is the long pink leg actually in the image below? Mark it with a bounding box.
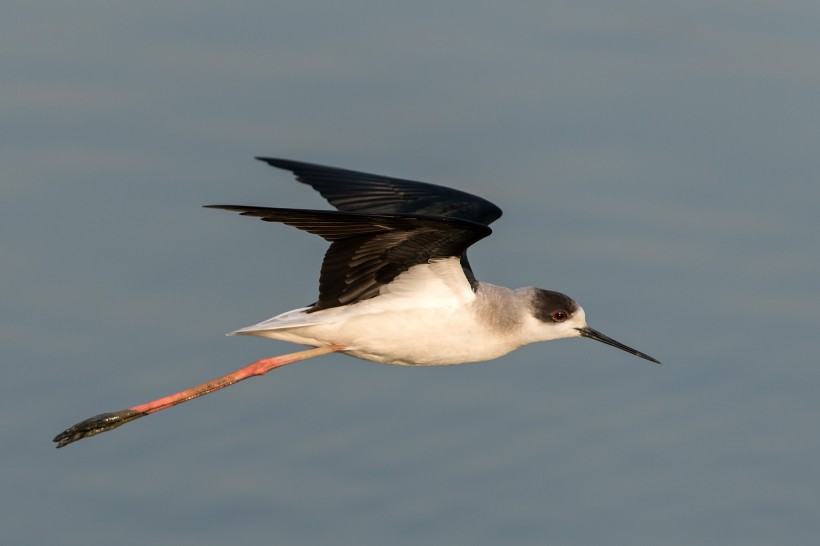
[53,345,346,448]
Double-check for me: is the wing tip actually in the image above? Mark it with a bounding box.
[255,156,301,171]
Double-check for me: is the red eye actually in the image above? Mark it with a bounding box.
[552,310,568,322]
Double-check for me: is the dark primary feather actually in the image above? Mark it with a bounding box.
[205,206,492,310]
[256,157,503,226]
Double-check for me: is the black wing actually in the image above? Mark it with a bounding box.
[255,157,503,226]
[206,206,492,311]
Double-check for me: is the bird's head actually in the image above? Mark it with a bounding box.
[530,288,660,364]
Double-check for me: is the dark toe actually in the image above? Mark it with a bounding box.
[53,409,146,448]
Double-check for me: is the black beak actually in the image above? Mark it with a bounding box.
[577,327,661,364]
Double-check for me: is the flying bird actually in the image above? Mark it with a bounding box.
[54,157,660,448]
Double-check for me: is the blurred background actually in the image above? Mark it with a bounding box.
[3,1,818,544]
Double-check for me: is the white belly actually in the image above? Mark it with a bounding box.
[231,260,536,365]
[248,304,523,365]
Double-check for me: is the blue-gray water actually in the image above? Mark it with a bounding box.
[4,2,819,544]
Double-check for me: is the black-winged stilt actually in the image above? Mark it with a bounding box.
[54,157,659,448]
